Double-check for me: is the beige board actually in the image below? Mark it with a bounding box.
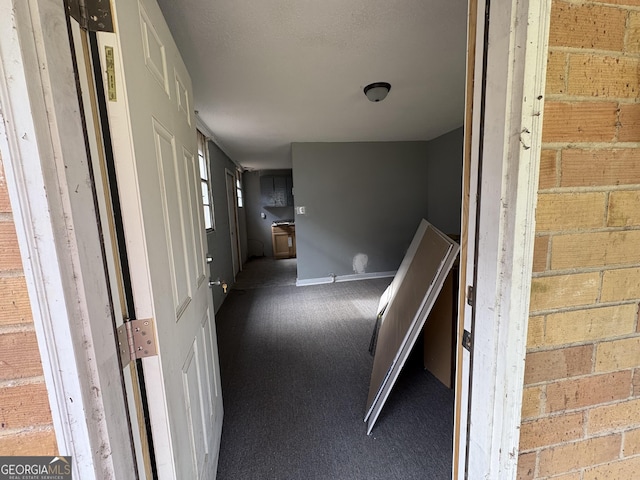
[423,268,456,389]
[365,220,459,433]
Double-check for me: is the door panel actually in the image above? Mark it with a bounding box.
[182,336,208,477]
[99,0,223,477]
[153,120,192,317]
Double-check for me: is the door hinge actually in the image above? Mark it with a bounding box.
[65,0,114,32]
[466,285,475,306]
[462,329,472,352]
[117,318,158,367]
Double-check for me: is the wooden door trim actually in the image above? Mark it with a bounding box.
[452,0,478,476]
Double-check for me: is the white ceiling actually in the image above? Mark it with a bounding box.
[156,0,469,170]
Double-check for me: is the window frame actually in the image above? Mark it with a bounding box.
[235,170,244,208]
[197,130,215,231]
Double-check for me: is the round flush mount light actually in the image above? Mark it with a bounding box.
[364,82,391,102]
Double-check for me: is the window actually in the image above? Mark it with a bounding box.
[236,171,244,208]
[197,130,215,230]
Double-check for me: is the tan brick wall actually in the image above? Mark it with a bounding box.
[519,1,640,478]
[0,153,57,455]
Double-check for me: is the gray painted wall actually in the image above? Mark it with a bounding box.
[425,127,464,235]
[244,170,295,258]
[206,141,247,312]
[292,141,430,281]
[292,131,462,282]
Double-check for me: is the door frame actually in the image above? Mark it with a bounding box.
[0,0,551,478]
[453,0,551,477]
[225,168,241,279]
[0,0,137,478]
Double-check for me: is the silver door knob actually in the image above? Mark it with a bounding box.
[208,278,228,293]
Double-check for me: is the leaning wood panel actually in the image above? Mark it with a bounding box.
[365,221,459,432]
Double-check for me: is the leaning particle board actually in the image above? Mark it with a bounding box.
[423,267,457,388]
[365,220,459,434]
[368,221,431,354]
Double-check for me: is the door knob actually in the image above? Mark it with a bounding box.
[208,278,228,294]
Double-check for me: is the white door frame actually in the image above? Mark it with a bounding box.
[1,0,551,478]
[225,168,241,278]
[454,0,551,478]
[0,0,137,478]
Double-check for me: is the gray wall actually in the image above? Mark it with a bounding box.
[292,131,462,282]
[244,170,295,258]
[292,141,429,281]
[425,127,464,235]
[206,141,247,312]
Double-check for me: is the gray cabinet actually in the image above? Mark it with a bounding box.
[260,174,293,207]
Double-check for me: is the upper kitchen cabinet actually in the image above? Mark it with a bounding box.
[260,174,294,207]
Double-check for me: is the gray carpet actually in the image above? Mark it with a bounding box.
[233,257,298,289]
[215,259,453,479]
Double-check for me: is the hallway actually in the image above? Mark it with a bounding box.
[214,258,454,479]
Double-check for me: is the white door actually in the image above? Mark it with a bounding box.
[97,0,223,478]
[225,170,240,278]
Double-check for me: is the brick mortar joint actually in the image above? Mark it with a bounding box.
[549,225,640,233]
[554,0,640,11]
[529,299,640,316]
[522,398,639,422]
[549,44,640,58]
[0,424,55,439]
[0,269,26,278]
[536,226,640,236]
[541,141,640,149]
[544,93,640,104]
[519,428,637,456]
[532,264,640,278]
[537,186,640,194]
[525,336,640,354]
[524,368,638,389]
[0,376,46,389]
[0,324,36,335]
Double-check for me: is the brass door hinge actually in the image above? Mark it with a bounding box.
[117,318,158,367]
[462,329,472,352]
[65,0,114,32]
[466,285,475,306]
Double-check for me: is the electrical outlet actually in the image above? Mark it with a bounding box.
[296,206,306,215]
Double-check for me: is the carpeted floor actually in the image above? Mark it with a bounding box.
[215,258,453,479]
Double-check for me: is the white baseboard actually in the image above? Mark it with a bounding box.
[296,271,396,287]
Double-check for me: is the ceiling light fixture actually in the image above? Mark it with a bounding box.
[364,82,391,102]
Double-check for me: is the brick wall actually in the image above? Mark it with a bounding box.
[0,153,57,455]
[518,1,640,478]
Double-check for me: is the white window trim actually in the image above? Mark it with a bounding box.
[197,130,215,231]
[235,170,244,208]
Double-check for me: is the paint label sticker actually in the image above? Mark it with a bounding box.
[105,46,117,101]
